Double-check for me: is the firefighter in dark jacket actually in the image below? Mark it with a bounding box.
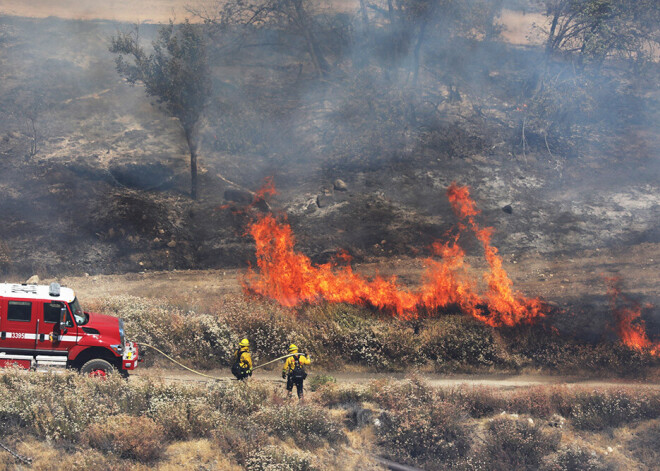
[232,338,253,380]
[282,344,310,399]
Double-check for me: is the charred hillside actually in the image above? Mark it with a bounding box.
[0,3,658,287]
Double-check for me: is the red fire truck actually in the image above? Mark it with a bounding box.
[0,282,139,376]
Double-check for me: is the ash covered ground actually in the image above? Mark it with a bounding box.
[0,2,658,336]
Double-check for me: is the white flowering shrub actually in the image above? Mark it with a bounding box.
[246,445,318,471]
[87,296,236,368]
[543,444,612,471]
[421,315,501,368]
[0,369,144,441]
[253,404,346,449]
[377,400,471,468]
[567,389,660,430]
[482,416,561,470]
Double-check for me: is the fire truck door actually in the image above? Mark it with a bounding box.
[38,301,69,351]
[2,299,37,351]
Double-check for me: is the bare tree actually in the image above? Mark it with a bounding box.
[10,86,50,160]
[191,0,335,77]
[110,20,211,199]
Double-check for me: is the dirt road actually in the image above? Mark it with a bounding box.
[132,367,660,389]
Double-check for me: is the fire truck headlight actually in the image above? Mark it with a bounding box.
[110,344,124,355]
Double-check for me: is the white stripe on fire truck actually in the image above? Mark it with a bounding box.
[4,333,79,342]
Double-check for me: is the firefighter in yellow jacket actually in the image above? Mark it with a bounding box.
[231,338,253,380]
[282,344,310,399]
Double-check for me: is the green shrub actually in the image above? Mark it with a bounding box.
[308,374,336,392]
[254,404,346,448]
[377,400,471,469]
[85,414,165,462]
[483,416,561,470]
[246,445,318,471]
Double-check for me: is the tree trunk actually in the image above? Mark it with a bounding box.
[546,11,560,56]
[186,128,198,200]
[411,21,427,87]
[292,0,328,77]
[359,0,370,32]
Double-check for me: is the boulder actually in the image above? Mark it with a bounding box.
[26,275,39,284]
[333,179,348,192]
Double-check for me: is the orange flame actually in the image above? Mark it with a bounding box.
[254,176,277,201]
[606,277,659,356]
[244,182,546,326]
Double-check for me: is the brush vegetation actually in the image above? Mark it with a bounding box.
[1,370,659,470]
[87,294,659,376]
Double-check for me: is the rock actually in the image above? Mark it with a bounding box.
[316,192,335,208]
[26,275,39,284]
[167,240,177,248]
[502,204,513,214]
[224,188,253,204]
[333,179,348,191]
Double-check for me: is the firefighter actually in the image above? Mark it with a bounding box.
[231,338,253,380]
[282,344,310,399]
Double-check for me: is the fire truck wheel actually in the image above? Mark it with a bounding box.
[80,359,114,377]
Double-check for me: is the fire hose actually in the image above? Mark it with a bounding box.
[0,440,32,465]
[140,344,304,381]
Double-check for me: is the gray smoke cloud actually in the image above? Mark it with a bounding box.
[0,2,658,337]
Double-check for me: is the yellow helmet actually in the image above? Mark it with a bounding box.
[239,338,249,348]
[288,344,298,352]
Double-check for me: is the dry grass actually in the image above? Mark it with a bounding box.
[159,439,240,471]
[0,371,658,470]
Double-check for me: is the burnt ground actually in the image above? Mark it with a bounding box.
[0,13,659,342]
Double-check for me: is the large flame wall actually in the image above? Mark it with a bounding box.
[243,183,545,326]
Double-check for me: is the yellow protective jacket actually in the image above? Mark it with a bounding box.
[235,347,253,370]
[283,353,310,375]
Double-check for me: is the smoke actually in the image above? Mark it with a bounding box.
[0,0,657,336]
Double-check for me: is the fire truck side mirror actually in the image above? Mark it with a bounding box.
[59,306,69,333]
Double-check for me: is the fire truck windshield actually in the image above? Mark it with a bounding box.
[69,298,88,325]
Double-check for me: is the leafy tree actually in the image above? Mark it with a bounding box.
[192,0,343,77]
[544,0,660,68]
[110,20,211,199]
